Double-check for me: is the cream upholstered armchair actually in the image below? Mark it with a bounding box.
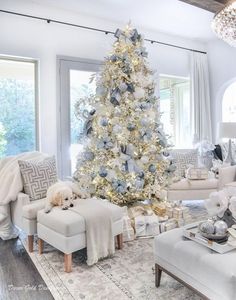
[11,192,46,252]
[8,152,57,252]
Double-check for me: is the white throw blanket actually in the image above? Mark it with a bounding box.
[0,151,47,240]
[70,198,115,266]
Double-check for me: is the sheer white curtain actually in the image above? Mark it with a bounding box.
[174,83,192,148]
[190,52,212,142]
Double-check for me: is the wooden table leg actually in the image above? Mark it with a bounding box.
[117,233,123,250]
[155,264,162,287]
[28,235,34,253]
[64,253,72,273]
[38,238,44,255]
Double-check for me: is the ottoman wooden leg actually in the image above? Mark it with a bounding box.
[38,238,44,254]
[64,253,72,273]
[155,264,162,287]
[28,235,34,253]
[117,233,123,250]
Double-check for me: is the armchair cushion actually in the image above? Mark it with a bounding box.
[22,198,46,219]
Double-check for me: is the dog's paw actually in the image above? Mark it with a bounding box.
[44,208,51,213]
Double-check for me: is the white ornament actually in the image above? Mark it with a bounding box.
[107,170,117,182]
[113,124,122,134]
[133,87,145,99]
[140,156,149,164]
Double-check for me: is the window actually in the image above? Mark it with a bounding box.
[159,75,191,148]
[70,70,96,174]
[58,57,101,179]
[222,81,236,122]
[0,57,38,158]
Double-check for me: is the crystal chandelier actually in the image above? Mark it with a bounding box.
[211,1,236,47]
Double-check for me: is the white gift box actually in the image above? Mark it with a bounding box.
[135,215,160,237]
[123,227,135,242]
[123,215,135,242]
[122,207,135,242]
[186,167,208,180]
[166,208,173,218]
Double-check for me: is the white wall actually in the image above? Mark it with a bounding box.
[0,0,206,157]
[207,40,236,142]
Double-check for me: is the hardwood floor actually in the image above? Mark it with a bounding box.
[0,237,54,300]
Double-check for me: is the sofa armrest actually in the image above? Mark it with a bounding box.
[10,192,30,229]
[218,166,236,189]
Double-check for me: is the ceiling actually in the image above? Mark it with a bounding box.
[179,0,227,13]
[31,0,217,41]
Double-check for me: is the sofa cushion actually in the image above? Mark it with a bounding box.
[154,229,236,300]
[18,156,57,201]
[37,208,85,237]
[22,198,46,219]
[169,178,218,190]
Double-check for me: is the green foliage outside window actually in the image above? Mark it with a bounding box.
[0,78,35,157]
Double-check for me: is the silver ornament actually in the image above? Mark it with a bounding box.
[214,220,228,235]
[199,221,215,234]
[127,123,136,131]
[148,164,156,173]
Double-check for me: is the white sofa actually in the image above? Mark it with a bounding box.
[154,228,236,300]
[168,163,236,202]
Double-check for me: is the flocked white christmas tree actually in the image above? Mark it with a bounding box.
[73,24,175,206]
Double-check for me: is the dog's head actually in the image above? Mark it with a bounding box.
[52,187,74,210]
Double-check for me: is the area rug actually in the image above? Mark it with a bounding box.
[20,201,207,300]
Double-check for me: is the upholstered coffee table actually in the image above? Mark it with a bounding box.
[37,202,123,272]
[154,228,236,300]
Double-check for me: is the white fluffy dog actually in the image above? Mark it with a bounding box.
[44,181,75,213]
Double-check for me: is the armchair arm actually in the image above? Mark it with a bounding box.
[218,166,236,190]
[17,192,30,205]
[10,192,30,229]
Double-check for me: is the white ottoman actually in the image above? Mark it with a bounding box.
[37,202,123,272]
[154,228,236,300]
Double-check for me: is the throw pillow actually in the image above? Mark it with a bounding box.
[220,142,236,161]
[171,150,198,178]
[18,156,57,201]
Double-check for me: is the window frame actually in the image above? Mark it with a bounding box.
[222,81,236,123]
[0,55,40,152]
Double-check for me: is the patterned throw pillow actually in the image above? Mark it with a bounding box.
[171,150,198,178]
[18,156,57,201]
[220,142,236,161]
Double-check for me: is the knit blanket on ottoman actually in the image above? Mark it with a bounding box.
[70,198,115,266]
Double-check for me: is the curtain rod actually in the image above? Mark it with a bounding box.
[0,9,207,54]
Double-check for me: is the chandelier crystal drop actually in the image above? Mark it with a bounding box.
[211,1,236,47]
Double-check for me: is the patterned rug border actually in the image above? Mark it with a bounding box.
[20,235,74,300]
[20,235,135,300]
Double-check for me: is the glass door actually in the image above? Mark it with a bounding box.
[58,57,101,179]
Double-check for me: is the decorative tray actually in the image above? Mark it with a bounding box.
[183,222,236,254]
